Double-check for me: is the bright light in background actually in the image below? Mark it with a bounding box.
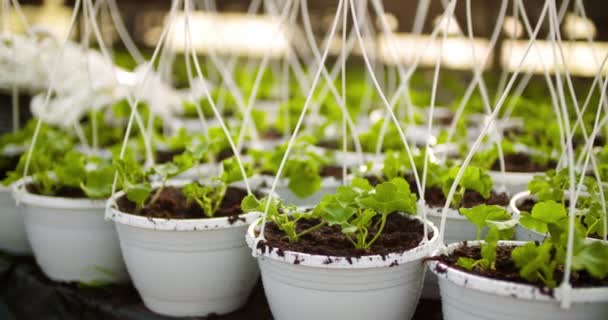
[502,16,523,38]
[375,13,399,32]
[433,14,462,36]
[378,34,492,70]
[501,40,608,77]
[2,0,73,39]
[564,13,596,40]
[163,12,289,58]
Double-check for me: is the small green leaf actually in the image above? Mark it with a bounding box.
[351,177,373,191]
[125,183,152,208]
[572,240,608,279]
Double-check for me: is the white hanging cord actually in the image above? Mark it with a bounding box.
[23,0,83,179]
[501,0,571,120]
[516,0,566,172]
[81,0,95,151]
[438,0,550,246]
[252,0,345,254]
[574,74,608,243]
[546,1,582,308]
[369,0,431,127]
[184,0,251,194]
[464,0,508,192]
[349,0,433,207]
[105,0,182,219]
[570,0,608,168]
[266,0,311,96]
[1,0,21,134]
[417,0,456,244]
[232,0,297,154]
[106,0,145,65]
[8,0,29,33]
[341,0,347,184]
[299,0,365,163]
[373,6,447,156]
[5,0,19,133]
[443,0,507,147]
[182,2,210,139]
[493,1,519,105]
[84,0,156,166]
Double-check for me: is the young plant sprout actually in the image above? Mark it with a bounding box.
[251,135,334,199]
[242,177,417,249]
[182,157,254,218]
[456,202,608,289]
[6,144,115,199]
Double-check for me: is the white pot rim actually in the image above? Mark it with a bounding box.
[509,190,531,215]
[1,145,26,157]
[12,178,106,209]
[427,240,608,302]
[108,180,259,231]
[488,170,543,178]
[509,191,603,242]
[257,174,344,191]
[246,215,439,269]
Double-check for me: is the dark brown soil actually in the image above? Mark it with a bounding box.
[258,214,431,258]
[425,186,510,208]
[435,114,454,126]
[573,135,605,149]
[517,198,537,213]
[491,153,556,173]
[116,185,254,223]
[157,147,239,164]
[316,139,354,151]
[156,149,183,164]
[364,174,510,208]
[432,243,608,289]
[26,183,87,198]
[261,128,283,140]
[320,165,349,179]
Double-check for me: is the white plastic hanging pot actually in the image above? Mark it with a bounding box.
[108,180,260,317]
[0,184,31,254]
[12,179,128,283]
[427,240,608,320]
[421,204,480,299]
[509,190,545,242]
[246,216,440,320]
[324,149,385,168]
[509,191,601,243]
[488,171,540,195]
[259,175,342,208]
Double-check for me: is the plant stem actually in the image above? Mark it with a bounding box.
[296,221,326,239]
[149,182,165,205]
[365,214,387,249]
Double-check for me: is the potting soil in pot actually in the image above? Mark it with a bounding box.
[117,185,255,223]
[490,153,556,173]
[258,214,432,258]
[431,243,608,288]
[366,174,510,208]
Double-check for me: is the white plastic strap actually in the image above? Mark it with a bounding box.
[299,0,365,163]
[23,0,83,179]
[438,0,550,246]
[252,0,345,256]
[184,0,252,194]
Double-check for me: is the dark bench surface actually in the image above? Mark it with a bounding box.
[0,255,442,320]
